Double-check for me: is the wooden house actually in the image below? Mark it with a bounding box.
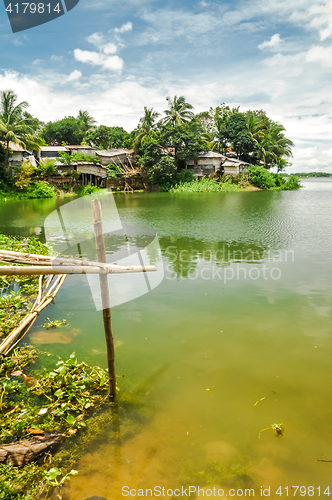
[95,149,128,167]
[186,151,249,177]
[186,151,226,176]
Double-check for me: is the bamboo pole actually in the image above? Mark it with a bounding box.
[0,264,156,276]
[0,274,66,355]
[91,199,116,399]
[0,249,115,269]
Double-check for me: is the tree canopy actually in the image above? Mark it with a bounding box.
[0,90,42,171]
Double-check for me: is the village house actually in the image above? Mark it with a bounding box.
[186,151,249,177]
[95,149,128,167]
[2,141,36,170]
[37,145,107,188]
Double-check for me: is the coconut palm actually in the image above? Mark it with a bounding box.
[245,111,267,143]
[201,131,219,151]
[256,122,294,167]
[161,95,194,126]
[133,107,160,153]
[139,107,160,130]
[0,90,42,171]
[77,110,97,135]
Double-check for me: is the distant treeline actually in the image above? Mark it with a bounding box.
[293,172,332,178]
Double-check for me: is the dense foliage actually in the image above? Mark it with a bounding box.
[0,89,301,196]
[248,165,302,190]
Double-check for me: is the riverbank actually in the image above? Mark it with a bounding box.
[0,235,109,498]
[0,165,302,200]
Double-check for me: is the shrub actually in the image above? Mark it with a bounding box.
[14,160,34,190]
[282,175,302,190]
[38,158,57,177]
[248,165,277,189]
[26,182,56,199]
[74,185,101,196]
[177,169,193,183]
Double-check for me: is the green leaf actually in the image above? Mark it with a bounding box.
[66,414,75,425]
[47,467,60,480]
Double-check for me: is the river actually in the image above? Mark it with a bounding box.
[1,179,332,498]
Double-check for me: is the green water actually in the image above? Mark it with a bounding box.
[1,179,332,498]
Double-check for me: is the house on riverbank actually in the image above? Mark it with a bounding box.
[37,145,107,188]
[2,142,36,169]
[186,151,249,177]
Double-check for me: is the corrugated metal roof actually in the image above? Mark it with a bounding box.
[1,141,30,152]
[66,145,93,149]
[40,146,68,152]
[96,149,127,157]
[223,159,249,166]
[197,151,226,159]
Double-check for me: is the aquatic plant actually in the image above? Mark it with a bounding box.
[43,318,68,329]
[43,466,78,487]
[259,421,284,437]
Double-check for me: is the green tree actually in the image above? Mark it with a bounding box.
[161,122,206,167]
[41,117,84,145]
[85,125,127,149]
[148,155,177,191]
[161,96,194,126]
[0,90,42,171]
[225,113,254,158]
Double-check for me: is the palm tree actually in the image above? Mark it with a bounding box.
[256,122,294,167]
[133,107,160,153]
[161,95,194,126]
[77,110,97,135]
[245,111,267,143]
[0,90,42,171]
[201,131,218,152]
[139,107,160,130]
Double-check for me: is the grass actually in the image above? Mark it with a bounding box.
[170,178,243,193]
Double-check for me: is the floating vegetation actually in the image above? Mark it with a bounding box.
[0,346,112,499]
[43,318,68,329]
[259,421,284,438]
[253,397,266,407]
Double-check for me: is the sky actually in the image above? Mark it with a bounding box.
[0,0,332,172]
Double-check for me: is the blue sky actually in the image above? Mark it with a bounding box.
[1,0,332,171]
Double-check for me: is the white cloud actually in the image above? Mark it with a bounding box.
[306,45,332,67]
[258,33,282,50]
[73,49,124,72]
[103,43,117,55]
[50,55,63,61]
[67,70,82,82]
[86,32,104,46]
[32,59,43,65]
[114,22,133,34]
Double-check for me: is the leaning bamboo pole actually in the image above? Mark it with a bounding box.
[91,198,116,399]
[0,274,66,355]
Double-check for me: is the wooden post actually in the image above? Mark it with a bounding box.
[91,199,116,399]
